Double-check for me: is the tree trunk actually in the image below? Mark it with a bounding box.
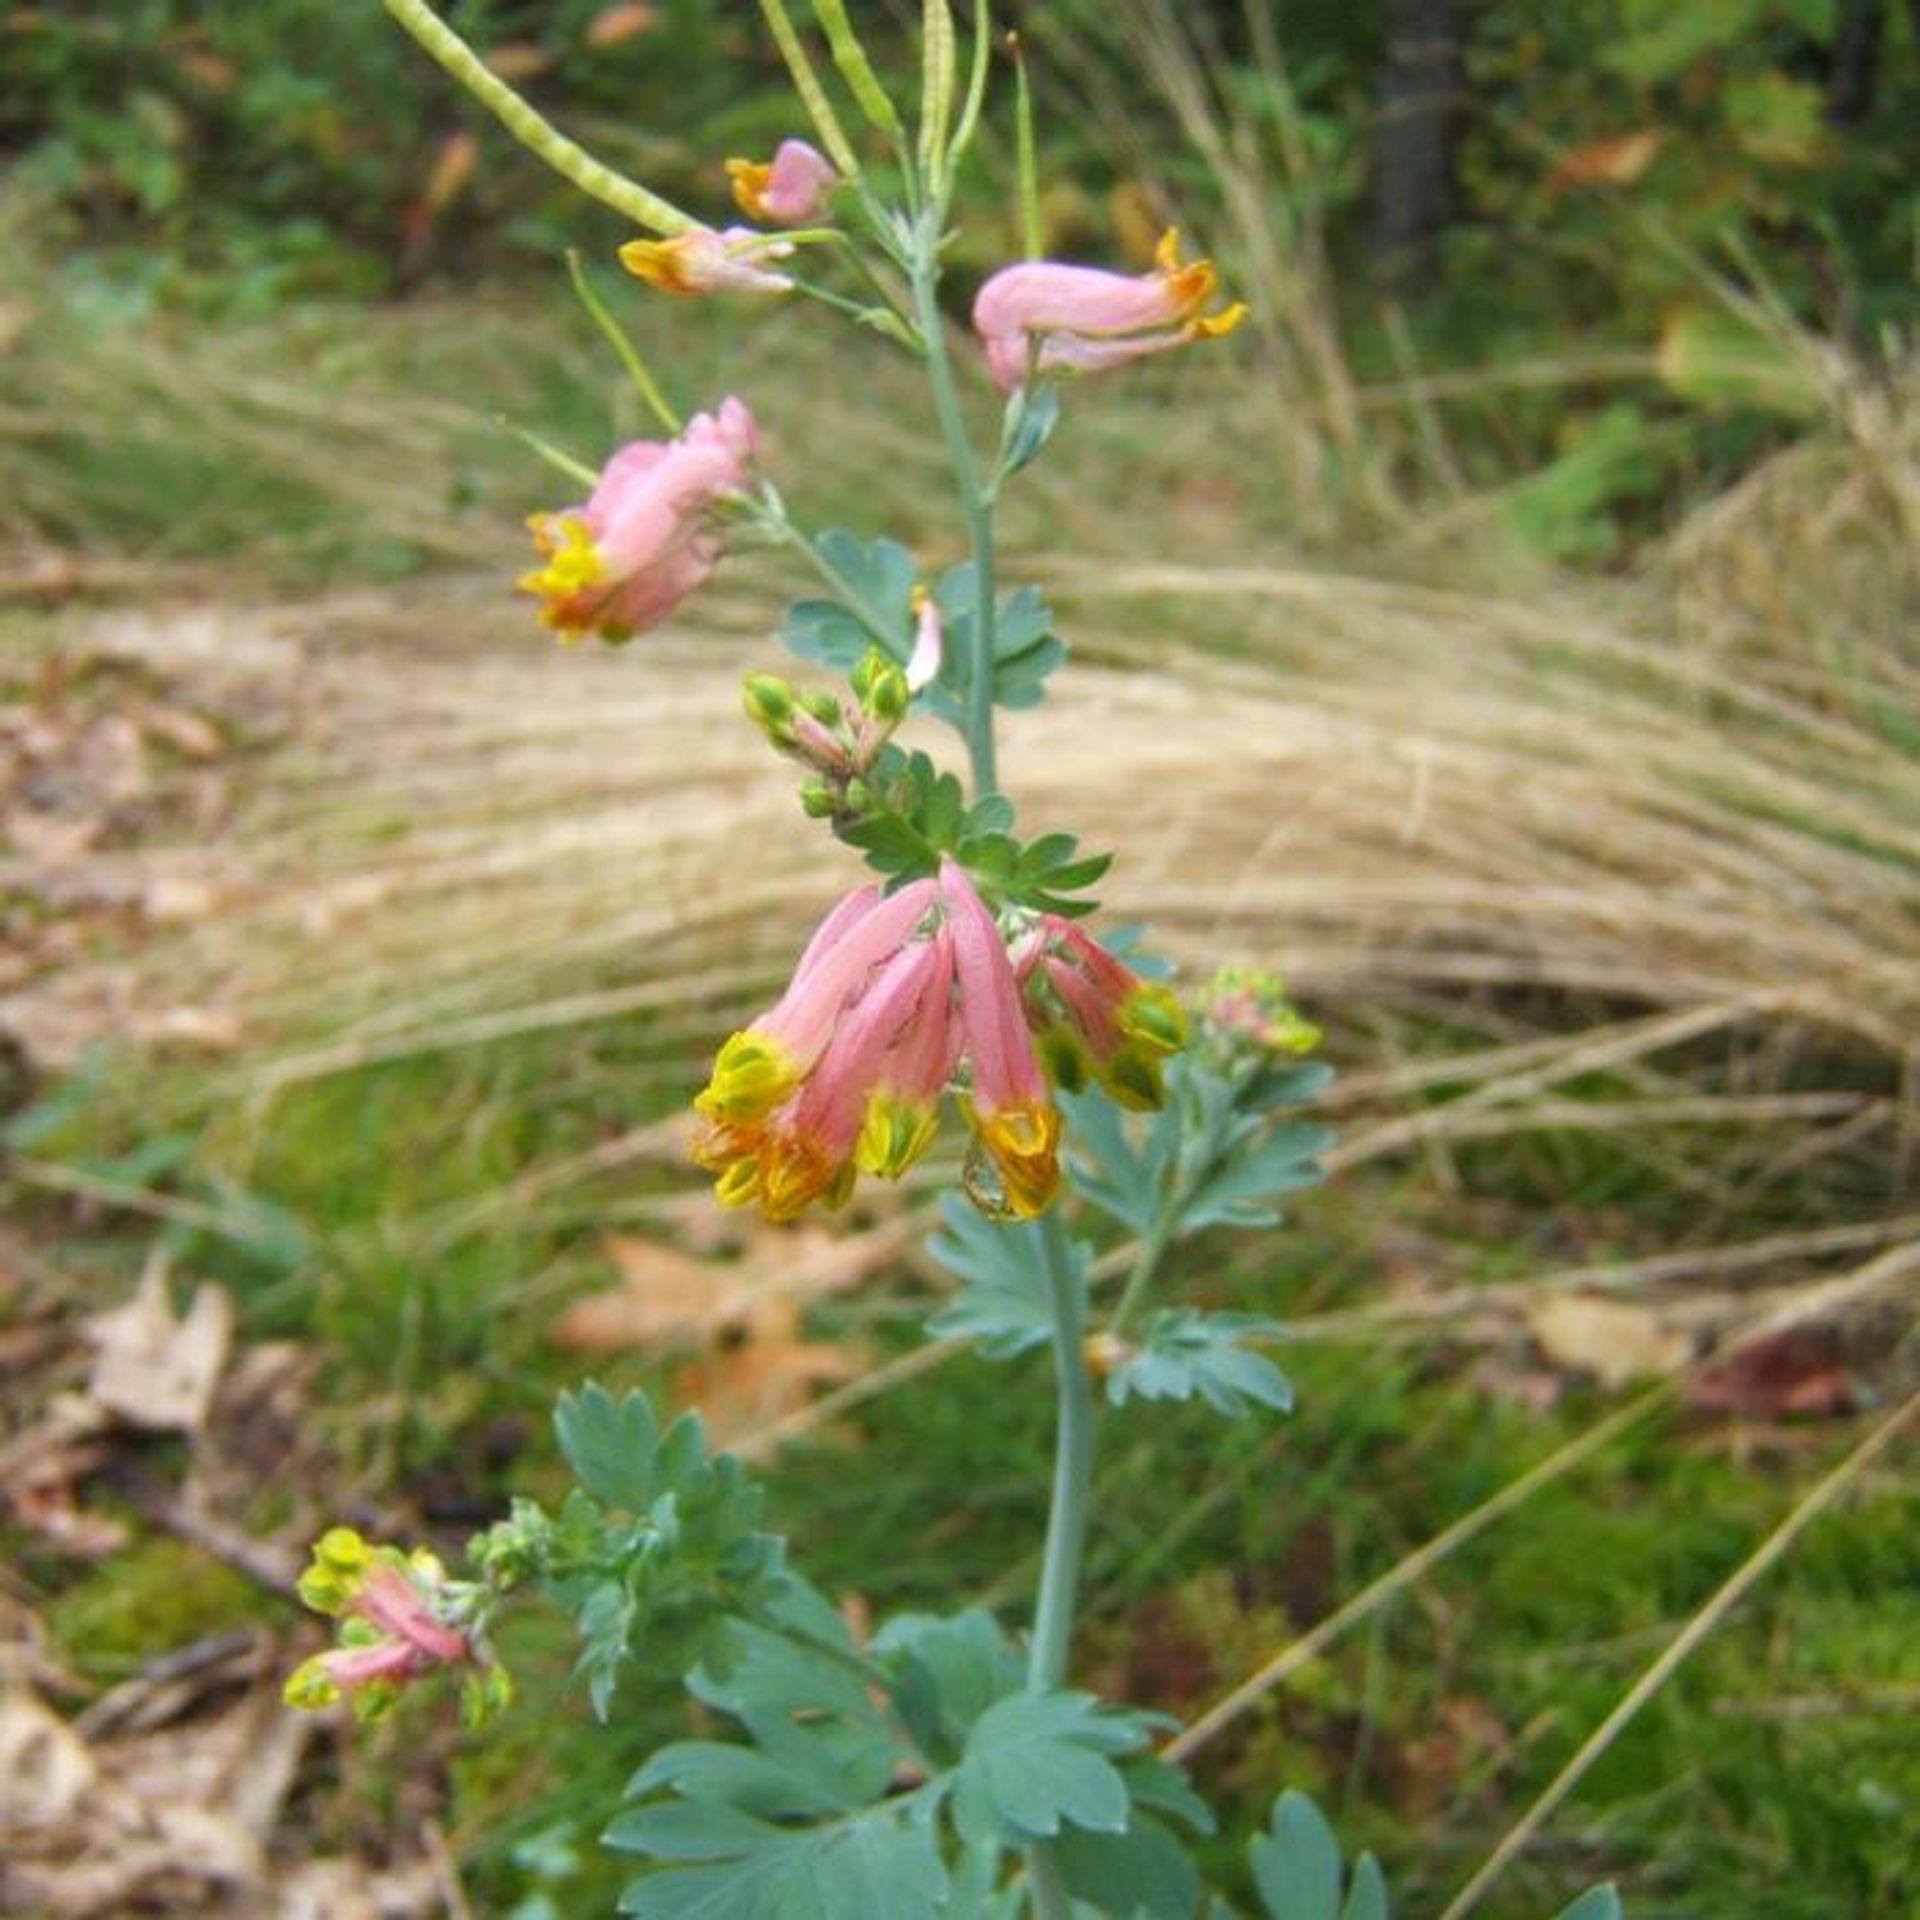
[1826,0,1886,123]
[1371,0,1465,285]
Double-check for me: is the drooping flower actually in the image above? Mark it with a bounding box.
[693,878,950,1221]
[692,862,1071,1222]
[618,225,796,295]
[1018,914,1188,1109]
[726,139,838,225]
[971,227,1247,394]
[518,398,756,642]
[284,1527,488,1722]
[942,858,1061,1217]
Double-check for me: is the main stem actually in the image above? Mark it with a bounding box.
[910,241,999,797]
[1027,1209,1096,1690]
[910,211,1082,1920]
[1024,1209,1096,1920]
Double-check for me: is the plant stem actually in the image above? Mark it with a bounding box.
[1027,1209,1094,1691]
[1024,1208,1095,1918]
[1027,1847,1072,1920]
[909,238,999,797]
[381,0,692,235]
[1106,1216,1173,1338]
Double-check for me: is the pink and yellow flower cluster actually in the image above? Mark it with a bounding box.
[693,862,1185,1223]
[284,1527,498,1722]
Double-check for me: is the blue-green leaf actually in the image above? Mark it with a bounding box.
[1055,1812,1200,1919]
[1340,1854,1389,1920]
[624,1729,862,1821]
[1250,1790,1342,1920]
[951,1692,1150,1847]
[998,382,1060,481]
[553,1384,662,1513]
[925,1196,1087,1359]
[1177,1122,1332,1233]
[1107,1312,1294,1420]
[872,1609,1023,1750]
[1553,1890,1623,1920]
[1122,1757,1217,1836]
[614,1798,947,1918]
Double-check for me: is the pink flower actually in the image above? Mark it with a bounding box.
[971,228,1247,394]
[694,878,952,1220]
[905,589,944,693]
[284,1531,475,1719]
[692,864,1064,1221]
[519,399,757,642]
[942,858,1060,1216]
[727,139,838,225]
[618,225,795,295]
[1019,915,1188,1109]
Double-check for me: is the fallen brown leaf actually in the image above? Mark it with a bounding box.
[550,1233,757,1352]
[84,1260,233,1433]
[552,1218,914,1355]
[586,2,657,45]
[671,1296,861,1446]
[1687,1325,1857,1420]
[1527,1292,1690,1388]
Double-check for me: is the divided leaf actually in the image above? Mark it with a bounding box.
[1106,1311,1294,1420]
[1176,1119,1332,1233]
[1054,1813,1201,1920]
[1249,1790,1389,1920]
[951,1691,1155,1848]
[610,1796,948,1919]
[781,531,917,672]
[926,1195,1088,1359]
[872,1607,1024,1758]
[554,1382,666,1513]
[925,564,1068,725]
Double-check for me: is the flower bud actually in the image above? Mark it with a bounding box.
[851,647,909,725]
[799,779,838,818]
[742,671,796,744]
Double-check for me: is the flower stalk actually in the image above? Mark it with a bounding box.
[380,0,693,235]
[910,231,1000,798]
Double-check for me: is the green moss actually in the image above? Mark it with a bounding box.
[51,1537,273,1682]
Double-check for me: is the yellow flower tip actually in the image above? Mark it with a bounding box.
[856,1093,939,1181]
[756,1134,842,1223]
[618,236,696,293]
[1190,300,1248,342]
[726,156,774,222]
[296,1526,374,1616]
[696,1032,801,1124]
[1099,1043,1167,1112]
[978,1100,1061,1218]
[1120,983,1189,1056]
[284,1657,341,1711]
[713,1156,761,1209]
[1154,226,1184,274]
[1083,1329,1132,1379]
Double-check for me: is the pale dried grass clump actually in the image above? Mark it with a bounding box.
[20,518,1912,1134]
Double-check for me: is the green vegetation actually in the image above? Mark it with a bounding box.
[3,3,1915,1914]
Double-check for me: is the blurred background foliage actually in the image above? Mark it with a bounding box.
[6,0,1916,560]
[2,6,1916,1916]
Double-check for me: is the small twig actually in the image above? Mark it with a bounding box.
[141,1492,303,1598]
